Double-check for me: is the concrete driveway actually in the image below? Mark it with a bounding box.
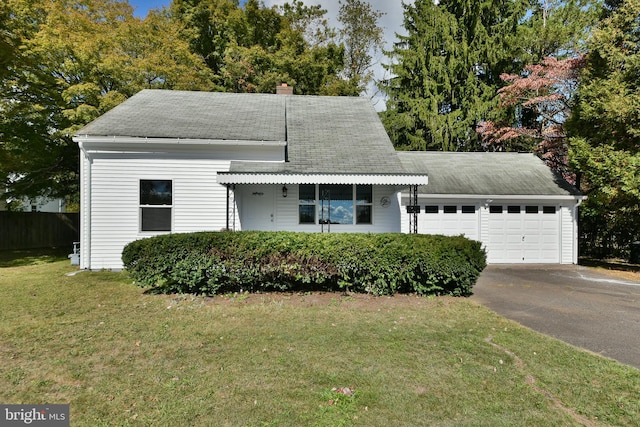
[472,265,640,369]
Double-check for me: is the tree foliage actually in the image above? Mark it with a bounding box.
[170,0,358,96]
[0,0,213,201]
[2,0,381,202]
[381,0,600,152]
[518,0,601,63]
[567,0,640,255]
[381,0,531,151]
[337,0,385,94]
[478,56,585,179]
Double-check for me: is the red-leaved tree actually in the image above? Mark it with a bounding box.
[478,55,585,182]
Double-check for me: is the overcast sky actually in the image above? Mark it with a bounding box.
[130,0,411,109]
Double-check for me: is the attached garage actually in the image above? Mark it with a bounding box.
[398,152,583,264]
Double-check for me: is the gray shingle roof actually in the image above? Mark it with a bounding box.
[76,90,286,141]
[228,95,407,175]
[398,152,581,196]
[77,89,411,176]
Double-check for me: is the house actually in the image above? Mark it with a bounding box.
[73,89,582,270]
[1,187,66,212]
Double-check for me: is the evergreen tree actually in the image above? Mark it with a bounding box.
[567,0,640,256]
[518,0,601,63]
[381,0,530,151]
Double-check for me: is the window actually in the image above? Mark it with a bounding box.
[299,184,316,224]
[355,185,372,224]
[140,180,172,231]
[320,184,353,224]
[425,205,438,214]
[443,205,457,214]
[543,206,557,214]
[525,206,539,214]
[489,205,503,214]
[462,205,476,214]
[298,184,373,225]
[507,205,521,214]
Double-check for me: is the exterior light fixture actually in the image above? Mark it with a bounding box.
[282,185,288,198]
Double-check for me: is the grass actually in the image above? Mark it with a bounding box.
[1,250,639,426]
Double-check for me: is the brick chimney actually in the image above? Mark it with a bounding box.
[276,83,293,95]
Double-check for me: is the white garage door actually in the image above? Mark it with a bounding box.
[486,204,559,263]
[417,204,480,240]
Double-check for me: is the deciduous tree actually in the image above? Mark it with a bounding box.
[567,0,640,255]
[478,56,585,179]
[0,0,213,201]
[337,0,385,94]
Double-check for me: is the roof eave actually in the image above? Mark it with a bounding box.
[73,135,287,148]
[400,193,584,202]
[217,173,429,186]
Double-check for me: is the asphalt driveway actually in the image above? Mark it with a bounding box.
[472,265,640,369]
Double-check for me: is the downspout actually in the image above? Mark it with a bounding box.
[574,196,586,264]
[77,140,91,270]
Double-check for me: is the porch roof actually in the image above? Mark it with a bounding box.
[216,172,428,186]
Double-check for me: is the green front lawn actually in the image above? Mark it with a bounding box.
[1,253,638,426]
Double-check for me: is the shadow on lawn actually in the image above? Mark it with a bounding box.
[579,257,640,273]
[0,247,70,268]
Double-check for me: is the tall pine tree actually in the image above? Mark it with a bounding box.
[381,0,529,151]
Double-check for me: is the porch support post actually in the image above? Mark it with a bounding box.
[226,185,230,231]
[409,185,418,234]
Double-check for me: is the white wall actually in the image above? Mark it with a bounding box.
[83,153,237,270]
[235,184,402,233]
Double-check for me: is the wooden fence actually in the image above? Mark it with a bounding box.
[0,212,79,251]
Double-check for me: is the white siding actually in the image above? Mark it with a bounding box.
[87,155,234,270]
[235,184,401,233]
[560,205,578,264]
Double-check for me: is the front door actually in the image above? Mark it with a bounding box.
[240,185,276,231]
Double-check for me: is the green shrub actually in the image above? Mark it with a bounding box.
[121,231,486,296]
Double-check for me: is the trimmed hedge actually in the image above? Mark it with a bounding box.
[121,231,486,296]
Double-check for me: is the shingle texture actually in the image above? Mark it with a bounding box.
[398,152,581,196]
[77,89,410,176]
[77,90,286,141]
[228,95,407,175]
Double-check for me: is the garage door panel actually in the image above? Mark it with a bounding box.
[418,205,479,240]
[487,204,559,263]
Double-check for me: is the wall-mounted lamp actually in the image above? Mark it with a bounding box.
[282,185,288,198]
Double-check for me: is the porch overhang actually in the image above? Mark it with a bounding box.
[217,173,428,186]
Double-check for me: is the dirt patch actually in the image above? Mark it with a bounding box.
[597,268,640,282]
[163,291,456,310]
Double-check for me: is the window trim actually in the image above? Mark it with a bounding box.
[298,184,374,225]
[139,179,173,232]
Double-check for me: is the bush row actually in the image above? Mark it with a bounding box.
[121,231,487,296]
